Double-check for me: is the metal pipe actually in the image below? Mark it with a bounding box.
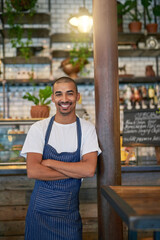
[2,80,6,118]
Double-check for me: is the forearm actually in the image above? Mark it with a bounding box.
[27,162,68,181]
[42,159,95,179]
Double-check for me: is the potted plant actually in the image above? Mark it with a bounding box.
[60,41,91,79]
[10,0,37,11]
[127,0,142,32]
[117,0,136,32]
[23,86,52,118]
[4,0,37,59]
[141,0,160,33]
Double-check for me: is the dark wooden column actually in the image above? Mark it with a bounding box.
[93,0,123,239]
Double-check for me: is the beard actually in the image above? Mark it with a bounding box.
[58,101,73,116]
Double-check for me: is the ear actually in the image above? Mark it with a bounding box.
[76,92,80,102]
[51,94,55,103]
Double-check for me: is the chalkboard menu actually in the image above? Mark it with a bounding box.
[123,108,160,147]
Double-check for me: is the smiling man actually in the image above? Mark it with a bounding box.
[21,76,101,240]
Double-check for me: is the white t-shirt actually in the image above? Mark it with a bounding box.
[21,117,101,159]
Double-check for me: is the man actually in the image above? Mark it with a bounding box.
[21,76,101,240]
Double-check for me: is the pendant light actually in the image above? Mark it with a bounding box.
[69,0,93,33]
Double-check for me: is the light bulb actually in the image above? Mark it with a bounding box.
[69,17,79,27]
[77,15,93,33]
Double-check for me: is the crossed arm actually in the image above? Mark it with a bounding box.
[26,152,97,181]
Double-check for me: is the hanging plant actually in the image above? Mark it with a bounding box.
[69,43,91,72]
[10,0,37,11]
[4,0,37,59]
[60,34,92,78]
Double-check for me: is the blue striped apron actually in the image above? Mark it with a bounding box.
[25,116,82,240]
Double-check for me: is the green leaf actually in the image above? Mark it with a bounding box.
[23,86,52,106]
[23,92,39,105]
[4,0,37,58]
[153,5,160,17]
[141,0,152,8]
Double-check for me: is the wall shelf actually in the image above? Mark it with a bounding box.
[1,56,51,64]
[1,77,160,85]
[51,49,160,58]
[2,28,50,38]
[0,12,50,24]
[1,79,52,85]
[51,33,92,43]
[119,76,160,83]
[118,49,160,57]
[51,32,160,44]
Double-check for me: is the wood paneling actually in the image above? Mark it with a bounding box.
[0,206,28,221]
[0,175,98,238]
[0,221,25,236]
[0,190,31,205]
[0,237,24,240]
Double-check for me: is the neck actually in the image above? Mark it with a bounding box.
[54,113,77,124]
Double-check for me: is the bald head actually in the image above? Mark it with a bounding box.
[53,77,78,93]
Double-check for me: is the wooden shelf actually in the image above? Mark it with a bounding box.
[1,78,94,85]
[0,78,90,86]
[2,28,50,38]
[118,33,160,44]
[16,46,44,56]
[51,49,160,58]
[1,79,52,85]
[119,49,160,57]
[119,76,160,83]
[1,77,160,85]
[118,32,144,45]
[0,12,50,24]
[2,57,51,64]
[51,49,93,58]
[51,32,160,44]
[51,33,92,43]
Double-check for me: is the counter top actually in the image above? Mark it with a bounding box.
[1,165,160,176]
[0,164,26,175]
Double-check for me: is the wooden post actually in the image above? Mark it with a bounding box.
[93,0,123,239]
[155,147,160,165]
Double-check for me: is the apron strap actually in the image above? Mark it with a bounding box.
[45,115,82,156]
[76,117,81,157]
[45,115,55,144]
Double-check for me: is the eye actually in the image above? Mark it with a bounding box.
[55,93,62,96]
[67,91,74,95]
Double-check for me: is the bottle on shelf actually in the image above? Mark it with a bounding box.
[148,85,155,109]
[148,85,155,99]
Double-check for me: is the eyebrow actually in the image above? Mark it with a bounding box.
[55,90,74,94]
[67,90,74,93]
[55,91,62,94]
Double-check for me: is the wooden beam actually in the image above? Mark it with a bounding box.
[93,0,123,239]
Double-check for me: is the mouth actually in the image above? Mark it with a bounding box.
[58,102,72,110]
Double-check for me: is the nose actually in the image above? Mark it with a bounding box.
[61,93,68,102]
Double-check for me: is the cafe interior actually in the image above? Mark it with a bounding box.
[0,0,160,239]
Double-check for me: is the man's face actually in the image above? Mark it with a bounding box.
[52,81,80,116]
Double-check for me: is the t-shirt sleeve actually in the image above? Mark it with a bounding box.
[81,123,101,157]
[21,123,45,158]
